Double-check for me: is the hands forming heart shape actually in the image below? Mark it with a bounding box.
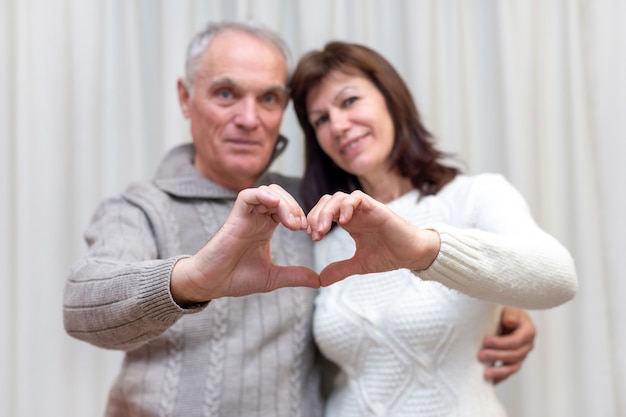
[171,184,440,305]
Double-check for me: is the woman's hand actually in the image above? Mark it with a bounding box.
[307,190,441,286]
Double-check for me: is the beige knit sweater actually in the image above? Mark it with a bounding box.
[64,144,323,417]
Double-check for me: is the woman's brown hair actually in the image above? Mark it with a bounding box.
[290,41,460,212]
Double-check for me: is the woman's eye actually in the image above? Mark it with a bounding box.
[344,96,358,106]
[313,115,329,127]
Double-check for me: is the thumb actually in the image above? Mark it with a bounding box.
[319,258,364,286]
[271,265,321,290]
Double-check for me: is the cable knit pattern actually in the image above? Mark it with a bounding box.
[313,174,578,417]
[289,288,306,417]
[283,231,313,417]
[203,298,229,416]
[197,201,230,417]
[63,144,323,417]
[159,321,184,416]
[126,179,189,415]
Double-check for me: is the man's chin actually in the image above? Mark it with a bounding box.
[229,155,272,171]
[228,163,269,182]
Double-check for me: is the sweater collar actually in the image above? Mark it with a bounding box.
[154,136,289,199]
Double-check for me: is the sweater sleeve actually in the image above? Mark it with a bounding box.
[63,196,206,351]
[416,174,578,309]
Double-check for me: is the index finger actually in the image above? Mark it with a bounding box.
[238,185,307,230]
[306,192,351,241]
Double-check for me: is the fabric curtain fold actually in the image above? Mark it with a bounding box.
[1,1,622,416]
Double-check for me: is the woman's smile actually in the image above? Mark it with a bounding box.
[340,134,367,156]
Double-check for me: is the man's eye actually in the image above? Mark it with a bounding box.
[217,89,233,99]
[261,93,286,108]
[261,94,276,103]
[260,95,279,107]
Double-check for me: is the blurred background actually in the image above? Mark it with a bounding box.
[1,0,624,416]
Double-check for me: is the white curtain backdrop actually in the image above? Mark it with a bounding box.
[1,1,624,416]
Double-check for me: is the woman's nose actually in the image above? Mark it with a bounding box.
[328,111,350,137]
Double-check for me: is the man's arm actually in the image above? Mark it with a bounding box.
[479,307,536,384]
[64,184,319,351]
[63,194,190,351]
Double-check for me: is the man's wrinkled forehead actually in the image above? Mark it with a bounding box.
[212,29,288,70]
[199,30,289,85]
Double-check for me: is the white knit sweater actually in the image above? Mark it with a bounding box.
[313,173,578,417]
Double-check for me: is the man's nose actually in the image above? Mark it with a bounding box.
[234,97,260,129]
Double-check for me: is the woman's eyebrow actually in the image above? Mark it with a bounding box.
[307,86,355,117]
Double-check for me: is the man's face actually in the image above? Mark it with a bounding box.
[178,30,289,191]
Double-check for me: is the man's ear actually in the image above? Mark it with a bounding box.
[177,78,191,118]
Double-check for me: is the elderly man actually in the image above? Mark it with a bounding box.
[64,21,535,417]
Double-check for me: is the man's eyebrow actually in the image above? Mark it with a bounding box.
[210,77,239,89]
[261,85,288,96]
[209,77,286,95]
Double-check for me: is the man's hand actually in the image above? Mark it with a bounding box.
[306,190,440,286]
[479,307,536,384]
[171,184,320,306]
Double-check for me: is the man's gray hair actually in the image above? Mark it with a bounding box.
[184,21,292,93]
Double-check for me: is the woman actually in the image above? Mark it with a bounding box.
[290,41,578,416]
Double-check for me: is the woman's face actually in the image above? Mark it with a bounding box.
[306,70,395,182]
